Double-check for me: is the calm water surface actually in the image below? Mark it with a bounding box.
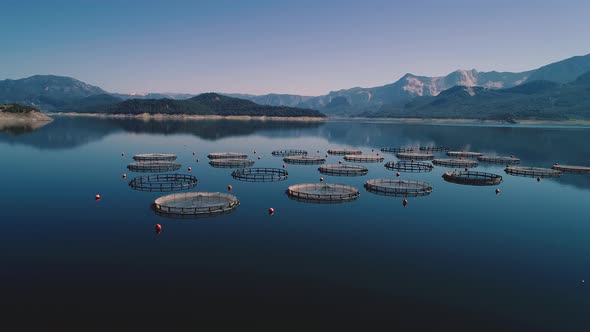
[0,117,589,329]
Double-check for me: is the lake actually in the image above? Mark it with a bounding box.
[1,116,589,330]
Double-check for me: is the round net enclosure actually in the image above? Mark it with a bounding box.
[364,179,433,197]
[477,155,521,164]
[442,171,502,186]
[318,164,368,176]
[327,148,363,155]
[283,155,326,165]
[447,151,483,158]
[271,149,308,157]
[504,166,561,178]
[419,146,449,152]
[396,152,434,160]
[128,173,198,192]
[287,183,360,203]
[132,153,177,162]
[381,147,414,153]
[432,158,479,168]
[231,168,289,182]
[343,154,385,163]
[209,158,255,168]
[127,161,182,173]
[385,161,434,173]
[207,152,248,159]
[153,192,239,217]
[551,164,590,174]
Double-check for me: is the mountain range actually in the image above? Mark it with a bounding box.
[1,53,590,119]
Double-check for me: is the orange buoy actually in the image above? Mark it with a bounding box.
[402,199,408,207]
[396,172,400,177]
[188,167,192,171]
[495,188,500,194]
[155,224,162,234]
[537,177,541,182]
[228,184,233,191]
[268,207,275,215]
[320,177,324,182]
[122,173,127,178]
[95,194,101,200]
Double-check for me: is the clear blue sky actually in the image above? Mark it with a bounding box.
[1,0,589,95]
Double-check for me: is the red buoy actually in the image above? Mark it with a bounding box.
[95,194,101,201]
[253,150,257,154]
[537,177,541,182]
[196,158,200,163]
[268,207,275,215]
[396,172,400,177]
[283,164,286,169]
[122,173,127,179]
[320,177,324,182]
[403,199,408,207]
[155,224,162,234]
[495,188,500,194]
[192,152,196,155]
[228,184,233,191]
[188,167,192,171]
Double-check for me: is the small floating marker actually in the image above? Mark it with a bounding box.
[121,152,125,157]
[187,167,192,172]
[396,172,401,177]
[495,188,500,194]
[402,199,408,207]
[339,160,342,164]
[537,177,541,182]
[282,164,286,169]
[325,154,328,158]
[95,194,101,201]
[268,207,275,215]
[317,150,320,153]
[122,173,127,179]
[465,167,469,171]
[192,152,196,155]
[371,149,374,152]
[253,150,257,154]
[411,159,415,163]
[258,156,261,160]
[196,158,200,163]
[320,177,324,182]
[155,224,162,234]
[228,184,233,191]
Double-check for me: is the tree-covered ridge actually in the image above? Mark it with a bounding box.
[0,103,39,113]
[75,93,325,117]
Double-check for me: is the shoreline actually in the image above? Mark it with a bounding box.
[48,112,326,122]
[334,116,590,126]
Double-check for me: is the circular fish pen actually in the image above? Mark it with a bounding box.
[287,183,360,203]
[385,161,434,173]
[327,148,363,156]
[271,149,308,157]
[442,171,502,186]
[127,161,182,173]
[209,158,255,168]
[283,155,326,165]
[552,164,590,174]
[132,153,177,162]
[419,146,449,152]
[343,154,385,163]
[153,192,239,217]
[380,147,414,153]
[318,164,368,176]
[396,152,434,160]
[231,168,289,182]
[432,158,479,168]
[477,155,521,165]
[207,152,248,159]
[447,151,483,158]
[364,179,433,197]
[128,173,198,192]
[504,166,561,178]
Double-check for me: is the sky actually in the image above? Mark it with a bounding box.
[1,0,589,96]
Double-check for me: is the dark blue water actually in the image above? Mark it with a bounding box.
[1,117,589,330]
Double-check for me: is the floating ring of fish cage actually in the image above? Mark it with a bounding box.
[419,146,449,152]
[287,183,360,203]
[442,171,503,186]
[364,179,433,197]
[384,161,434,172]
[551,164,590,174]
[380,147,414,153]
[432,158,479,168]
[396,152,434,160]
[327,148,363,155]
[209,158,255,168]
[207,152,248,159]
[271,149,308,157]
[153,192,239,217]
[318,164,369,176]
[446,151,483,158]
[283,156,326,165]
[132,153,177,161]
[128,173,198,192]
[127,161,182,173]
[477,155,521,164]
[343,154,385,163]
[231,167,289,182]
[504,166,561,178]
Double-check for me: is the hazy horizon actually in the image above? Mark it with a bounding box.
[2,0,590,96]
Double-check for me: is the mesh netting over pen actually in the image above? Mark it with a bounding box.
[128,173,198,192]
[153,192,239,217]
[287,183,360,203]
[442,171,503,185]
[127,161,182,173]
[364,179,433,197]
[231,168,289,182]
[318,164,368,176]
